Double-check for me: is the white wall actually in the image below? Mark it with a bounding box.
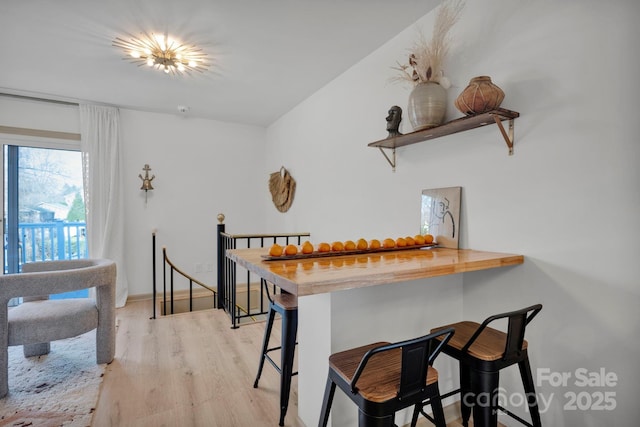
[0,98,268,299]
[265,0,640,425]
[120,110,268,297]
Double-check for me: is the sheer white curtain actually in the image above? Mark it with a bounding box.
[79,104,128,307]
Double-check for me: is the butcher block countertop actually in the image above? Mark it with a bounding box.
[226,247,524,297]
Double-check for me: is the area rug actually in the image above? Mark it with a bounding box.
[0,330,106,427]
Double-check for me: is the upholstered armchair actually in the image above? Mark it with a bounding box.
[0,258,116,397]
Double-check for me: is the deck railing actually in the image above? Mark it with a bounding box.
[4,221,88,273]
[217,217,309,328]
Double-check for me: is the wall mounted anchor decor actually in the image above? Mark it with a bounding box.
[139,164,155,204]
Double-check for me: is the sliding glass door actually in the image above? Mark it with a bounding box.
[2,141,87,300]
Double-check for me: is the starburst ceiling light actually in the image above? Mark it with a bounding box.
[113,33,208,75]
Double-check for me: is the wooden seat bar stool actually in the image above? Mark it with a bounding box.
[253,279,298,426]
[319,327,455,427]
[412,304,543,427]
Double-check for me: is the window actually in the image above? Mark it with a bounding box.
[2,135,87,302]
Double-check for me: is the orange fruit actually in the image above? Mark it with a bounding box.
[396,237,407,247]
[414,235,426,245]
[284,244,298,256]
[423,234,434,244]
[356,238,368,250]
[317,242,331,252]
[331,241,345,251]
[405,236,415,246]
[269,243,283,257]
[344,240,356,251]
[383,238,395,249]
[301,241,314,254]
[369,239,381,249]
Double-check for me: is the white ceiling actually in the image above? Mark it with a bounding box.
[0,0,440,127]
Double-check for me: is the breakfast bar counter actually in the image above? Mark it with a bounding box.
[226,247,524,426]
[226,247,524,297]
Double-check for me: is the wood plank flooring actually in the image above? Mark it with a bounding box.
[93,300,301,427]
[92,301,500,427]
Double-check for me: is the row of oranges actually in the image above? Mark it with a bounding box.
[268,234,434,257]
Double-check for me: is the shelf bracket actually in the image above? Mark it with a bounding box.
[378,147,396,172]
[493,115,515,155]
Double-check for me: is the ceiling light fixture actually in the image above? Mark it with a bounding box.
[113,33,208,75]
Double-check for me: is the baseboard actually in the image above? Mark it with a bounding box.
[128,282,268,315]
[127,287,214,303]
[128,281,264,303]
[127,293,153,303]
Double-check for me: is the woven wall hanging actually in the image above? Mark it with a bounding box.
[269,166,296,212]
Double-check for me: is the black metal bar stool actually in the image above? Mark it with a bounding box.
[254,279,298,426]
[412,304,543,427]
[319,327,455,427]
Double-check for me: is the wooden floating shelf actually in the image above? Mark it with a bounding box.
[368,108,520,170]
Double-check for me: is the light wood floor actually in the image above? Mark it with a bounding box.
[93,300,302,427]
[92,300,497,427]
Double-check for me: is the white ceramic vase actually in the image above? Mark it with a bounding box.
[407,81,447,131]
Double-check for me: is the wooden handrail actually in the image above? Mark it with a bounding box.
[219,232,310,240]
[162,247,216,294]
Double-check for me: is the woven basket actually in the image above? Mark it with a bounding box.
[454,76,505,115]
[269,167,296,213]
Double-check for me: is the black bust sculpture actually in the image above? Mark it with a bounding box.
[386,105,403,137]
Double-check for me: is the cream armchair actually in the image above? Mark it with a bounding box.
[0,258,116,397]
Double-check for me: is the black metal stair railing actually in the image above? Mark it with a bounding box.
[216,217,310,328]
[151,231,217,318]
[161,246,217,316]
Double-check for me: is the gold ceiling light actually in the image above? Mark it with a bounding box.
[113,32,208,75]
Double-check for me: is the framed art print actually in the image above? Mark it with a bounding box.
[421,186,461,248]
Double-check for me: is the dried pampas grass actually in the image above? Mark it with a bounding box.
[392,0,465,87]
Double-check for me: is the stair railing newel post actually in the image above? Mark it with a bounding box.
[216,213,226,309]
[151,231,156,319]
